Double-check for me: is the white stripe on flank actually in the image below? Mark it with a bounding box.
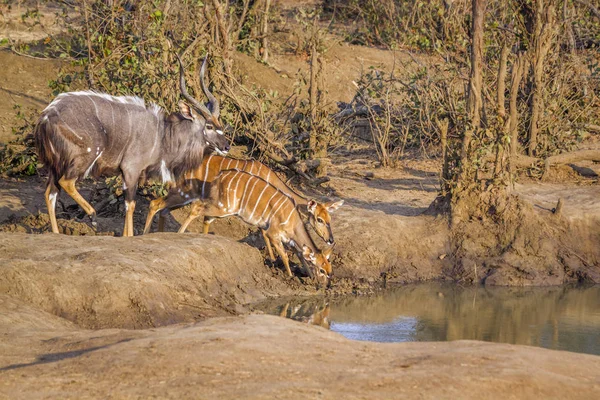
[260,191,279,223]
[265,195,284,224]
[236,174,252,214]
[201,154,214,198]
[226,170,241,211]
[56,113,83,140]
[281,205,296,226]
[218,156,226,172]
[225,158,233,170]
[84,151,103,178]
[265,168,271,183]
[270,195,289,222]
[256,163,262,177]
[149,115,159,158]
[126,107,132,147]
[88,95,101,124]
[240,177,260,219]
[109,100,115,129]
[248,184,268,222]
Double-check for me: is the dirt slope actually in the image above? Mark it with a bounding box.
[0,232,310,329]
[1,302,599,400]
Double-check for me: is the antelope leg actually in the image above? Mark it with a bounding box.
[279,302,290,318]
[157,212,166,232]
[178,202,204,233]
[270,237,292,277]
[143,197,166,234]
[123,200,136,237]
[202,217,215,234]
[58,177,96,218]
[261,229,276,261]
[45,180,60,234]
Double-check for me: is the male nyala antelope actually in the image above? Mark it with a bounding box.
[160,169,333,279]
[34,55,229,236]
[143,154,343,251]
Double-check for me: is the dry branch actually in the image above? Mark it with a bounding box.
[546,149,600,165]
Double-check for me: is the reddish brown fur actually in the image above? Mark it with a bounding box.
[144,155,343,246]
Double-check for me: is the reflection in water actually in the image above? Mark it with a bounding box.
[257,283,600,356]
[273,300,331,329]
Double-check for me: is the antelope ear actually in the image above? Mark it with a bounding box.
[326,200,344,213]
[307,200,317,214]
[302,245,316,262]
[323,245,334,260]
[179,101,195,121]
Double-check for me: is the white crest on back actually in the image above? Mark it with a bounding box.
[43,91,163,118]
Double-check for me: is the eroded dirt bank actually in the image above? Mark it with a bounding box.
[0,232,308,329]
[1,296,599,400]
[0,212,451,330]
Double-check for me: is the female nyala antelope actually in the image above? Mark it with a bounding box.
[143,154,343,254]
[34,55,229,236]
[151,169,333,279]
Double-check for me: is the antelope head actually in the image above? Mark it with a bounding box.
[302,244,334,280]
[306,199,344,245]
[177,54,230,155]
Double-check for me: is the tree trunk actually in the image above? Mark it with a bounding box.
[210,0,232,80]
[493,42,510,178]
[528,0,556,156]
[508,53,526,180]
[563,0,576,53]
[261,0,271,63]
[461,0,486,169]
[497,43,509,119]
[308,18,319,159]
[83,0,95,87]
[437,118,450,185]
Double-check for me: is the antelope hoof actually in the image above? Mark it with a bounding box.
[89,213,98,228]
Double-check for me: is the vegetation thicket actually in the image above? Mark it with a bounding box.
[1,0,599,228]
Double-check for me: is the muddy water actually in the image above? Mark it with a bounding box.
[258,283,600,356]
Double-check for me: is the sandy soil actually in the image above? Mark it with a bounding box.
[0,2,67,43]
[1,299,599,400]
[0,50,63,143]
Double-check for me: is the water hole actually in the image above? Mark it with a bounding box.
[256,283,600,356]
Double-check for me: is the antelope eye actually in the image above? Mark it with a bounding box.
[205,124,214,130]
[319,268,326,275]
[317,218,324,223]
